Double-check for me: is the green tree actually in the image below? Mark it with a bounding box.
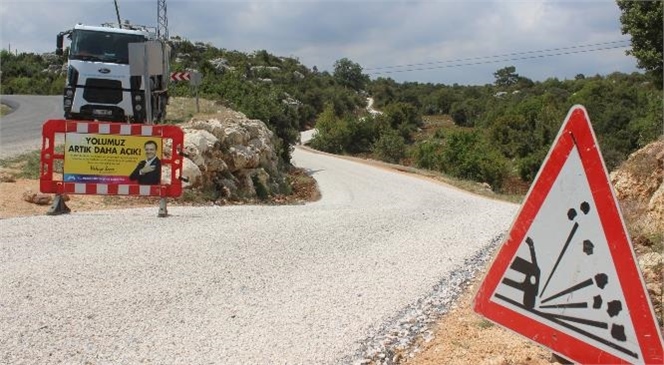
[333,58,369,91]
[441,130,508,190]
[411,140,443,171]
[373,129,406,163]
[493,66,520,87]
[309,104,349,153]
[367,77,398,107]
[382,102,422,140]
[617,0,663,88]
[0,50,65,95]
[449,98,483,127]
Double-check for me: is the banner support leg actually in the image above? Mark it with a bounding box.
[46,194,71,215]
[158,197,168,217]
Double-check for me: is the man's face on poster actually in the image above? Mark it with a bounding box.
[145,142,157,160]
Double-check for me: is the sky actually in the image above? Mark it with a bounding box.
[0,0,639,85]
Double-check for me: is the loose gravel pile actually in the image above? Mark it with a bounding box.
[345,235,504,365]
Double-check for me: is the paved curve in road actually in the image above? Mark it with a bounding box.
[0,100,519,364]
[0,95,62,158]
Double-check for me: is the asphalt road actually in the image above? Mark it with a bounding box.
[0,95,62,158]
[0,97,519,364]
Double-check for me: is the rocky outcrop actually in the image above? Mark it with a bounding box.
[42,64,66,75]
[610,138,664,233]
[209,58,235,73]
[250,66,281,72]
[610,138,663,327]
[177,107,287,201]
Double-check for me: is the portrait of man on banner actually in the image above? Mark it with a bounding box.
[129,140,162,185]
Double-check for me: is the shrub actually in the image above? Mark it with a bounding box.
[310,104,349,153]
[441,130,508,190]
[517,147,548,182]
[251,174,269,200]
[411,140,443,170]
[382,102,422,141]
[373,130,406,163]
[345,116,379,153]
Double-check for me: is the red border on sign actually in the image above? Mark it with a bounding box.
[473,106,663,364]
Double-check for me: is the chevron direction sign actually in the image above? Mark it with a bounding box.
[474,105,663,364]
[170,71,190,81]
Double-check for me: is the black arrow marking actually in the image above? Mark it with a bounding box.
[540,302,588,309]
[541,278,593,304]
[539,222,579,298]
[494,293,638,359]
[542,312,608,329]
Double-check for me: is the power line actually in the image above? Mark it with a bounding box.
[368,44,630,76]
[365,40,630,71]
[364,40,629,74]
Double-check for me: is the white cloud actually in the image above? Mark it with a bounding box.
[0,0,638,85]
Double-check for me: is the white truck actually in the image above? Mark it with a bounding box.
[56,23,170,123]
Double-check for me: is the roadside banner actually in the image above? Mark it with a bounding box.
[41,119,183,198]
[63,133,162,184]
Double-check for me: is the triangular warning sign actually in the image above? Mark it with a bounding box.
[474,105,663,364]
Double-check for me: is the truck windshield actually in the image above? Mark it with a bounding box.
[69,29,146,64]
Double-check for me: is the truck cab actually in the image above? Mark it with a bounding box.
[57,24,169,123]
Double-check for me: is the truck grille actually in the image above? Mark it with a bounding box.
[82,78,123,104]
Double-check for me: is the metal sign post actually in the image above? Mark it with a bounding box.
[129,41,166,125]
[143,61,152,125]
[190,71,202,113]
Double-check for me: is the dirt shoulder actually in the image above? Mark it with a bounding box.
[0,178,158,218]
[403,276,554,365]
[0,166,319,219]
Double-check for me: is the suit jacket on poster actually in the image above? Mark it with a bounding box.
[129,158,161,185]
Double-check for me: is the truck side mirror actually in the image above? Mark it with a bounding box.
[56,34,64,56]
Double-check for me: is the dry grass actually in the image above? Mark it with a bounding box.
[165,97,226,123]
[412,115,473,143]
[0,103,11,117]
[350,154,524,204]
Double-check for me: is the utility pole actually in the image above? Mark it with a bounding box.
[156,0,169,217]
[157,0,168,40]
[114,0,122,28]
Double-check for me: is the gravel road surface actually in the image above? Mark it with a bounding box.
[1,142,518,364]
[0,95,62,158]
